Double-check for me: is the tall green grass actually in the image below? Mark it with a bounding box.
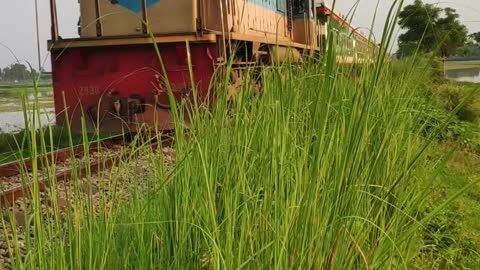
[3,1,476,269]
[21,61,445,269]
[6,41,441,270]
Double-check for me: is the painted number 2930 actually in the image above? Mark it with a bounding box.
[79,86,100,96]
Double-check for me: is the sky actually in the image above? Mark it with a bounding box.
[0,0,478,71]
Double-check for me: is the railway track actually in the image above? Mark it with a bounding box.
[0,135,126,208]
[0,134,175,268]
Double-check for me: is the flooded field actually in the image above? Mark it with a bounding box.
[0,87,55,133]
[447,67,480,83]
[0,109,55,133]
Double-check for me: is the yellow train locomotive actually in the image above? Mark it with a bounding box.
[48,0,375,133]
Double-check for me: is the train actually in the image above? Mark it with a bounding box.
[48,0,377,133]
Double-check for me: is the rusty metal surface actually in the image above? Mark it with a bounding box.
[0,149,78,178]
[141,0,148,34]
[51,42,217,133]
[49,0,58,42]
[0,135,172,209]
[0,140,124,208]
[94,0,103,37]
[0,136,125,207]
[0,138,123,178]
[48,34,217,49]
[0,155,115,208]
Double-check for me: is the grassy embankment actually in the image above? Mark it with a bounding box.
[445,60,480,71]
[2,45,480,269]
[412,76,480,269]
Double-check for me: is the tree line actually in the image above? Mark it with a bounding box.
[1,1,477,78]
[0,63,43,83]
[397,0,479,59]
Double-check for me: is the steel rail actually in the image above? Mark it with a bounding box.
[0,135,172,209]
[0,136,127,208]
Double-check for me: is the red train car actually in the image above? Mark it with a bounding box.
[48,0,324,133]
[50,35,217,132]
[48,1,375,133]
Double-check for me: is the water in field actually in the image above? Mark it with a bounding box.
[0,87,55,133]
[0,109,55,133]
[447,68,480,83]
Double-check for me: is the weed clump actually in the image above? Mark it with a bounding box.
[433,82,480,124]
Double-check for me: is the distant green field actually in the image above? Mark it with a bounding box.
[0,86,53,112]
[445,60,480,70]
[0,86,52,93]
[0,80,51,88]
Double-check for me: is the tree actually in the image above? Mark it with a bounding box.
[470,32,480,44]
[455,32,480,57]
[436,8,469,57]
[1,63,33,82]
[397,0,468,57]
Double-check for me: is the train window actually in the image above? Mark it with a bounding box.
[277,0,286,13]
[292,0,306,16]
[311,0,315,18]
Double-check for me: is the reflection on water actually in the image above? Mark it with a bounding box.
[0,110,55,133]
[0,88,55,133]
[447,68,480,83]
[0,89,52,99]
[27,92,51,99]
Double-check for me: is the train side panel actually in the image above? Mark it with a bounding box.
[51,40,217,132]
[80,0,197,38]
[53,0,330,133]
[316,4,378,64]
[224,0,320,51]
[230,0,289,41]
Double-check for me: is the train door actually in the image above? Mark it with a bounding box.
[292,0,314,45]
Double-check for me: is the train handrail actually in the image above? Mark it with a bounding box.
[49,0,58,42]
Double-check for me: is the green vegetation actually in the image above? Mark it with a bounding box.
[471,32,480,44]
[6,64,414,268]
[457,32,480,58]
[0,85,110,164]
[404,71,480,268]
[0,63,50,84]
[0,85,52,90]
[0,86,53,112]
[445,61,480,71]
[414,143,480,269]
[397,0,468,58]
[0,2,479,269]
[0,127,100,164]
[2,50,479,270]
[0,101,53,113]
[0,86,52,97]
